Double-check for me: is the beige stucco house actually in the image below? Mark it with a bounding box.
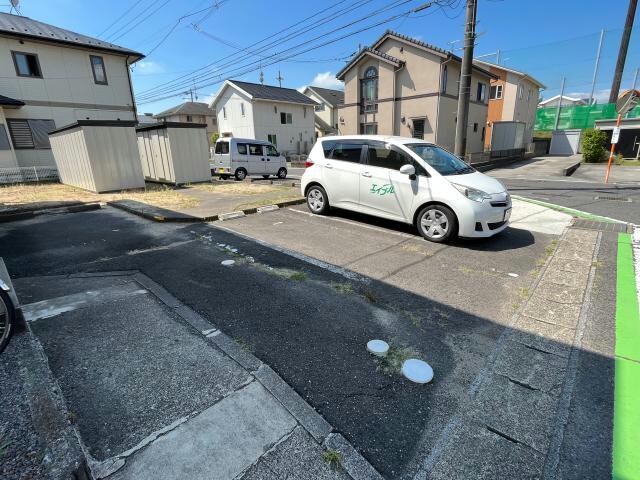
[474,59,545,150]
[302,86,343,138]
[154,101,218,144]
[0,12,143,169]
[336,30,496,154]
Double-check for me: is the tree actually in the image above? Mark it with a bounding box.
[582,129,607,163]
[210,132,219,145]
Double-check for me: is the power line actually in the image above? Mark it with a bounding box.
[97,0,147,38]
[134,0,356,97]
[137,0,411,102]
[107,0,172,43]
[137,2,429,105]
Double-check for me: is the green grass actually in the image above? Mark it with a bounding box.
[322,449,342,470]
[331,282,355,295]
[612,233,640,479]
[376,344,420,376]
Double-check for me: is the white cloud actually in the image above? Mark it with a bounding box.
[566,88,610,104]
[134,61,164,75]
[309,71,343,90]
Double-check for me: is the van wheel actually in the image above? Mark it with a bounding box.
[277,168,287,179]
[220,174,229,180]
[306,185,329,215]
[262,175,270,179]
[235,168,247,181]
[416,205,457,243]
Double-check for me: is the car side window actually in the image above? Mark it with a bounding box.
[248,144,264,156]
[215,141,229,154]
[366,142,409,170]
[266,145,279,156]
[237,143,247,155]
[330,142,362,163]
[321,140,336,157]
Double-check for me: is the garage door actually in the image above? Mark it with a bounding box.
[550,129,581,155]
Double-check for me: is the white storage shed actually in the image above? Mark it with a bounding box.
[49,120,144,193]
[136,122,211,185]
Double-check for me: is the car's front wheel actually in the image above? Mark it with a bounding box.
[306,185,329,215]
[416,205,457,243]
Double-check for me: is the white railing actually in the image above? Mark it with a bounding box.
[0,166,59,185]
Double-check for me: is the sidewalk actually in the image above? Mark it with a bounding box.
[9,272,377,480]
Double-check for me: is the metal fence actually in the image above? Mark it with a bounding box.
[465,148,526,165]
[0,166,59,185]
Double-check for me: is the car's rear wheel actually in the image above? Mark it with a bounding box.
[277,167,287,179]
[416,205,457,243]
[306,185,329,215]
[0,289,16,354]
[234,168,247,181]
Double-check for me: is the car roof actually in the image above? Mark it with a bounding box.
[319,134,436,146]
[218,137,272,145]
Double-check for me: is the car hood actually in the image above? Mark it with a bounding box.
[446,171,506,194]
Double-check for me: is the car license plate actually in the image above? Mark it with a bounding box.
[504,207,512,221]
[218,168,225,173]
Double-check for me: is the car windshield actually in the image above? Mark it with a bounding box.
[405,144,475,176]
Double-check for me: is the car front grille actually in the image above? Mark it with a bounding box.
[490,201,508,207]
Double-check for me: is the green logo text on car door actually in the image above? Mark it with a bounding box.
[370,184,395,196]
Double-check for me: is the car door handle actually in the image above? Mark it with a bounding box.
[361,172,372,177]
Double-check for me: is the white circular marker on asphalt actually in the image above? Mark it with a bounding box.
[402,359,434,384]
[367,340,389,357]
[221,260,235,266]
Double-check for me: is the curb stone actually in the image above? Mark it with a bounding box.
[0,202,101,223]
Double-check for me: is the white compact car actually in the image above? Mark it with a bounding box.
[301,135,511,243]
[211,137,288,180]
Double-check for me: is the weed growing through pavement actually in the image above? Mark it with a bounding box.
[322,449,342,470]
[376,344,420,376]
[331,282,355,295]
[362,289,379,303]
[405,311,421,327]
[289,271,307,281]
[518,287,530,300]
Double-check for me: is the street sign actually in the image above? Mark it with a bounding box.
[611,127,621,144]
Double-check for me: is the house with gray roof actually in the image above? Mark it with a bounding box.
[302,86,344,138]
[209,80,317,154]
[0,12,143,168]
[336,30,496,154]
[154,101,218,144]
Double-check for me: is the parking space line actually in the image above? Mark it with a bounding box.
[287,208,417,240]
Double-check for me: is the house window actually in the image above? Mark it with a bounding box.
[473,122,478,132]
[280,112,292,124]
[477,83,487,102]
[490,84,503,100]
[360,66,378,112]
[223,107,227,119]
[268,134,277,147]
[186,115,193,122]
[274,105,278,114]
[527,89,531,102]
[240,103,245,116]
[441,65,448,94]
[90,55,107,85]
[7,119,56,149]
[12,51,42,78]
[315,103,325,112]
[359,123,377,135]
[303,106,307,118]
[481,127,486,142]
[211,117,217,125]
[0,125,11,150]
[412,119,425,139]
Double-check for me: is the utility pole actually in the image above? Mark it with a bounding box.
[609,0,637,103]
[633,67,639,90]
[589,29,604,105]
[454,0,478,157]
[276,70,284,88]
[554,77,566,131]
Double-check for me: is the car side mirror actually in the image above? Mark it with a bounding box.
[400,164,416,178]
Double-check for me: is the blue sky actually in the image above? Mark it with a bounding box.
[8,0,640,113]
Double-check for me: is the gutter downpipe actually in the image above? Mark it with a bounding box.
[435,56,455,145]
[392,63,405,136]
[126,55,139,122]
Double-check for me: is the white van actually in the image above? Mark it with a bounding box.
[301,135,511,243]
[211,138,288,180]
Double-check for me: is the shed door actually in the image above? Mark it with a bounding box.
[550,130,581,155]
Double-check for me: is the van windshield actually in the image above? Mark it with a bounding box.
[405,144,474,176]
[215,141,230,154]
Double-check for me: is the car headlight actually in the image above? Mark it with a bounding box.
[451,183,491,202]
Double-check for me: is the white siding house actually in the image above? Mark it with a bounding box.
[210,80,317,155]
[0,12,143,169]
[302,86,344,138]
